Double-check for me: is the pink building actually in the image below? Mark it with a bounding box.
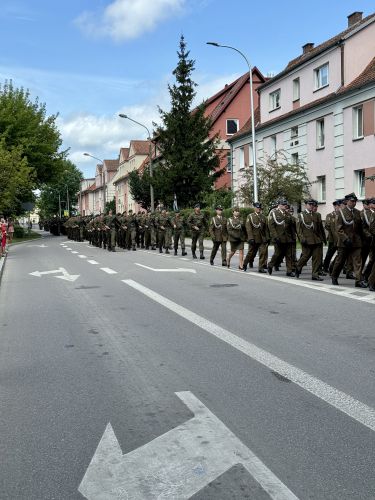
[229,11,375,216]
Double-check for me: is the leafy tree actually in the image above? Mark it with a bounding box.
[153,36,225,208]
[128,168,153,210]
[0,80,68,213]
[0,139,35,216]
[37,160,82,218]
[238,150,311,209]
[202,187,234,210]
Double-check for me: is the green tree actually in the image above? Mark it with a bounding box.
[238,150,311,209]
[0,139,35,216]
[37,160,82,218]
[202,187,234,210]
[128,168,153,210]
[154,36,224,208]
[0,80,67,209]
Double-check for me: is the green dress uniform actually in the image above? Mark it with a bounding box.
[323,207,338,272]
[360,205,373,280]
[296,207,324,279]
[187,209,206,259]
[267,206,295,275]
[209,214,227,265]
[367,207,375,290]
[243,211,269,272]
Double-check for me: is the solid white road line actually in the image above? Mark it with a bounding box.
[122,279,375,433]
[100,267,117,274]
[87,260,99,265]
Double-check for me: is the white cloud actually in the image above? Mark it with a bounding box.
[75,0,186,41]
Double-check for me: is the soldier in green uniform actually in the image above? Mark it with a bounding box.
[209,205,227,266]
[164,209,173,252]
[295,199,324,280]
[156,208,171,253]
[323,200,340,273]
[267,199,295,276]
[360,199,373,282]
[104,209,118,251]
[243,202,269,273]
[125,210,138,250]
[187,203,206,259]
[226,207,246,269]
[171,210,187,256]
[331,193,366,287]
[367,198,375,291]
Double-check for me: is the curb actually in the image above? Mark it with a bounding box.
[0,253,7,285]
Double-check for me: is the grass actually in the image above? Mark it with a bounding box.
[10,231,42,245]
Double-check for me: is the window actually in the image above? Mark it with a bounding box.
[293,78,300,101]
[239,147,245,170]
[226,151,232,172]
[269,89,281,111]
[317,175,326,202]
[316,119,325,148]
[355,170,365,198]
[291,152,299,165]
[314,63,329,89]
[249,144,253,166]
[270,135,277,156]
[291,126,298,139]
[226,119,239,135]
[353,106,363,139]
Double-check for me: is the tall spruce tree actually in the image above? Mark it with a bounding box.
[154,36,224,208]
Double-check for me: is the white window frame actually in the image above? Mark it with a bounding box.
[269,89,281,111]
[226,119,239,136]
[226,151,232,172]
[316,118,325,149]
[355,170,365,198]
[314,63,329,90]
[352,105,364,139]
[291,152,299,165]
[293,78,300,101]
[270,135,277,157]
[317,175,326,202]
[249,144,253,166]
[238,147,245,171]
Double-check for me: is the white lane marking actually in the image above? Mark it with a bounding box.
[87,260,99,265]
[78,391,298,500]
[100,267,117,274]
[71,251,79,254]
[245,271,375,304]
[29,267,79,282]
[135,263,196,273]
[78,255,87,259]
[66,247,72,250]
[122,279,375,433]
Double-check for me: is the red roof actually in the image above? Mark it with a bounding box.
[103,159,119,171]
[131,140,150,155]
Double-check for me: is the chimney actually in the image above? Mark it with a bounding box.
[347,11,363,27]
[302,43,314,55]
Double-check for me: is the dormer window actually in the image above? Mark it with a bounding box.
[269,89,281,111]
[314,63,329,90]
[226,119,239,135]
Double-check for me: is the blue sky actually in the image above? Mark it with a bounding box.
[1,0,374,178]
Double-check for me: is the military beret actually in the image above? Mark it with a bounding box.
[215,205,223,211]
[344,192,357,201]
[253,202,262,209]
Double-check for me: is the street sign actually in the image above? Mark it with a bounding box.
[79,392,298,500]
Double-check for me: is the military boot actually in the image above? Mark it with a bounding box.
[200,252,205,260]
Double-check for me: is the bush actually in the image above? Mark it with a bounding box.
[13,225,25,238]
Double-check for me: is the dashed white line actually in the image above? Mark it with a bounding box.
[87,260,99,265]
[100,267,117,274]
[78,255,87,259]
[71,251,79,254]
[122,279,375,433]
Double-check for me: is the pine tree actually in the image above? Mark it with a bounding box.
[154,36,224,208]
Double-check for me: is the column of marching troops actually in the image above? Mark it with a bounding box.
[63,192,375,291]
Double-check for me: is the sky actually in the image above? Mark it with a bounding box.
[1,0,374,179]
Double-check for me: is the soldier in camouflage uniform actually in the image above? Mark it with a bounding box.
[156,209,171,253]
[126,210,138,250]
[187,203,206,259]
[104,209,119,251]
[171,210,187,256]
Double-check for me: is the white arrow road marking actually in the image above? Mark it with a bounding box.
[122,279,375,433]
[135,263,196,273]
[79,391,298,500]
[87,260,99,265]
[100,267,117,274]
[29,267,79,282]
[27,244,48,247]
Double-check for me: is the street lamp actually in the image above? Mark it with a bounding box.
[83,152,106,212]
[206,42,258,203]
[118,114,154,212]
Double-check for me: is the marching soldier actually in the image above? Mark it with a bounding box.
[171,210,187,256]
[187,203,206,259]
[360,199,373,282]
[104,209,118,251]
[366,198,375,291]
[267,199,295,276]
[323,200,340,273]
[226,207,246,269]
[331,193,366,287]
[156,208,171,253]
[126,210,138,250]
[209,205,227,266]
[243,202,269,273]
[295,199,324,280]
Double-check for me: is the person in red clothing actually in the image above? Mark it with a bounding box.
[1,218,7,256]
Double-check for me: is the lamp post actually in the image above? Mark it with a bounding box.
[83,152,106,213]
[206,42,258,203]
[118,114,154,212]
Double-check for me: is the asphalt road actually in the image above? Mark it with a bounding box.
[1,232,374,499]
